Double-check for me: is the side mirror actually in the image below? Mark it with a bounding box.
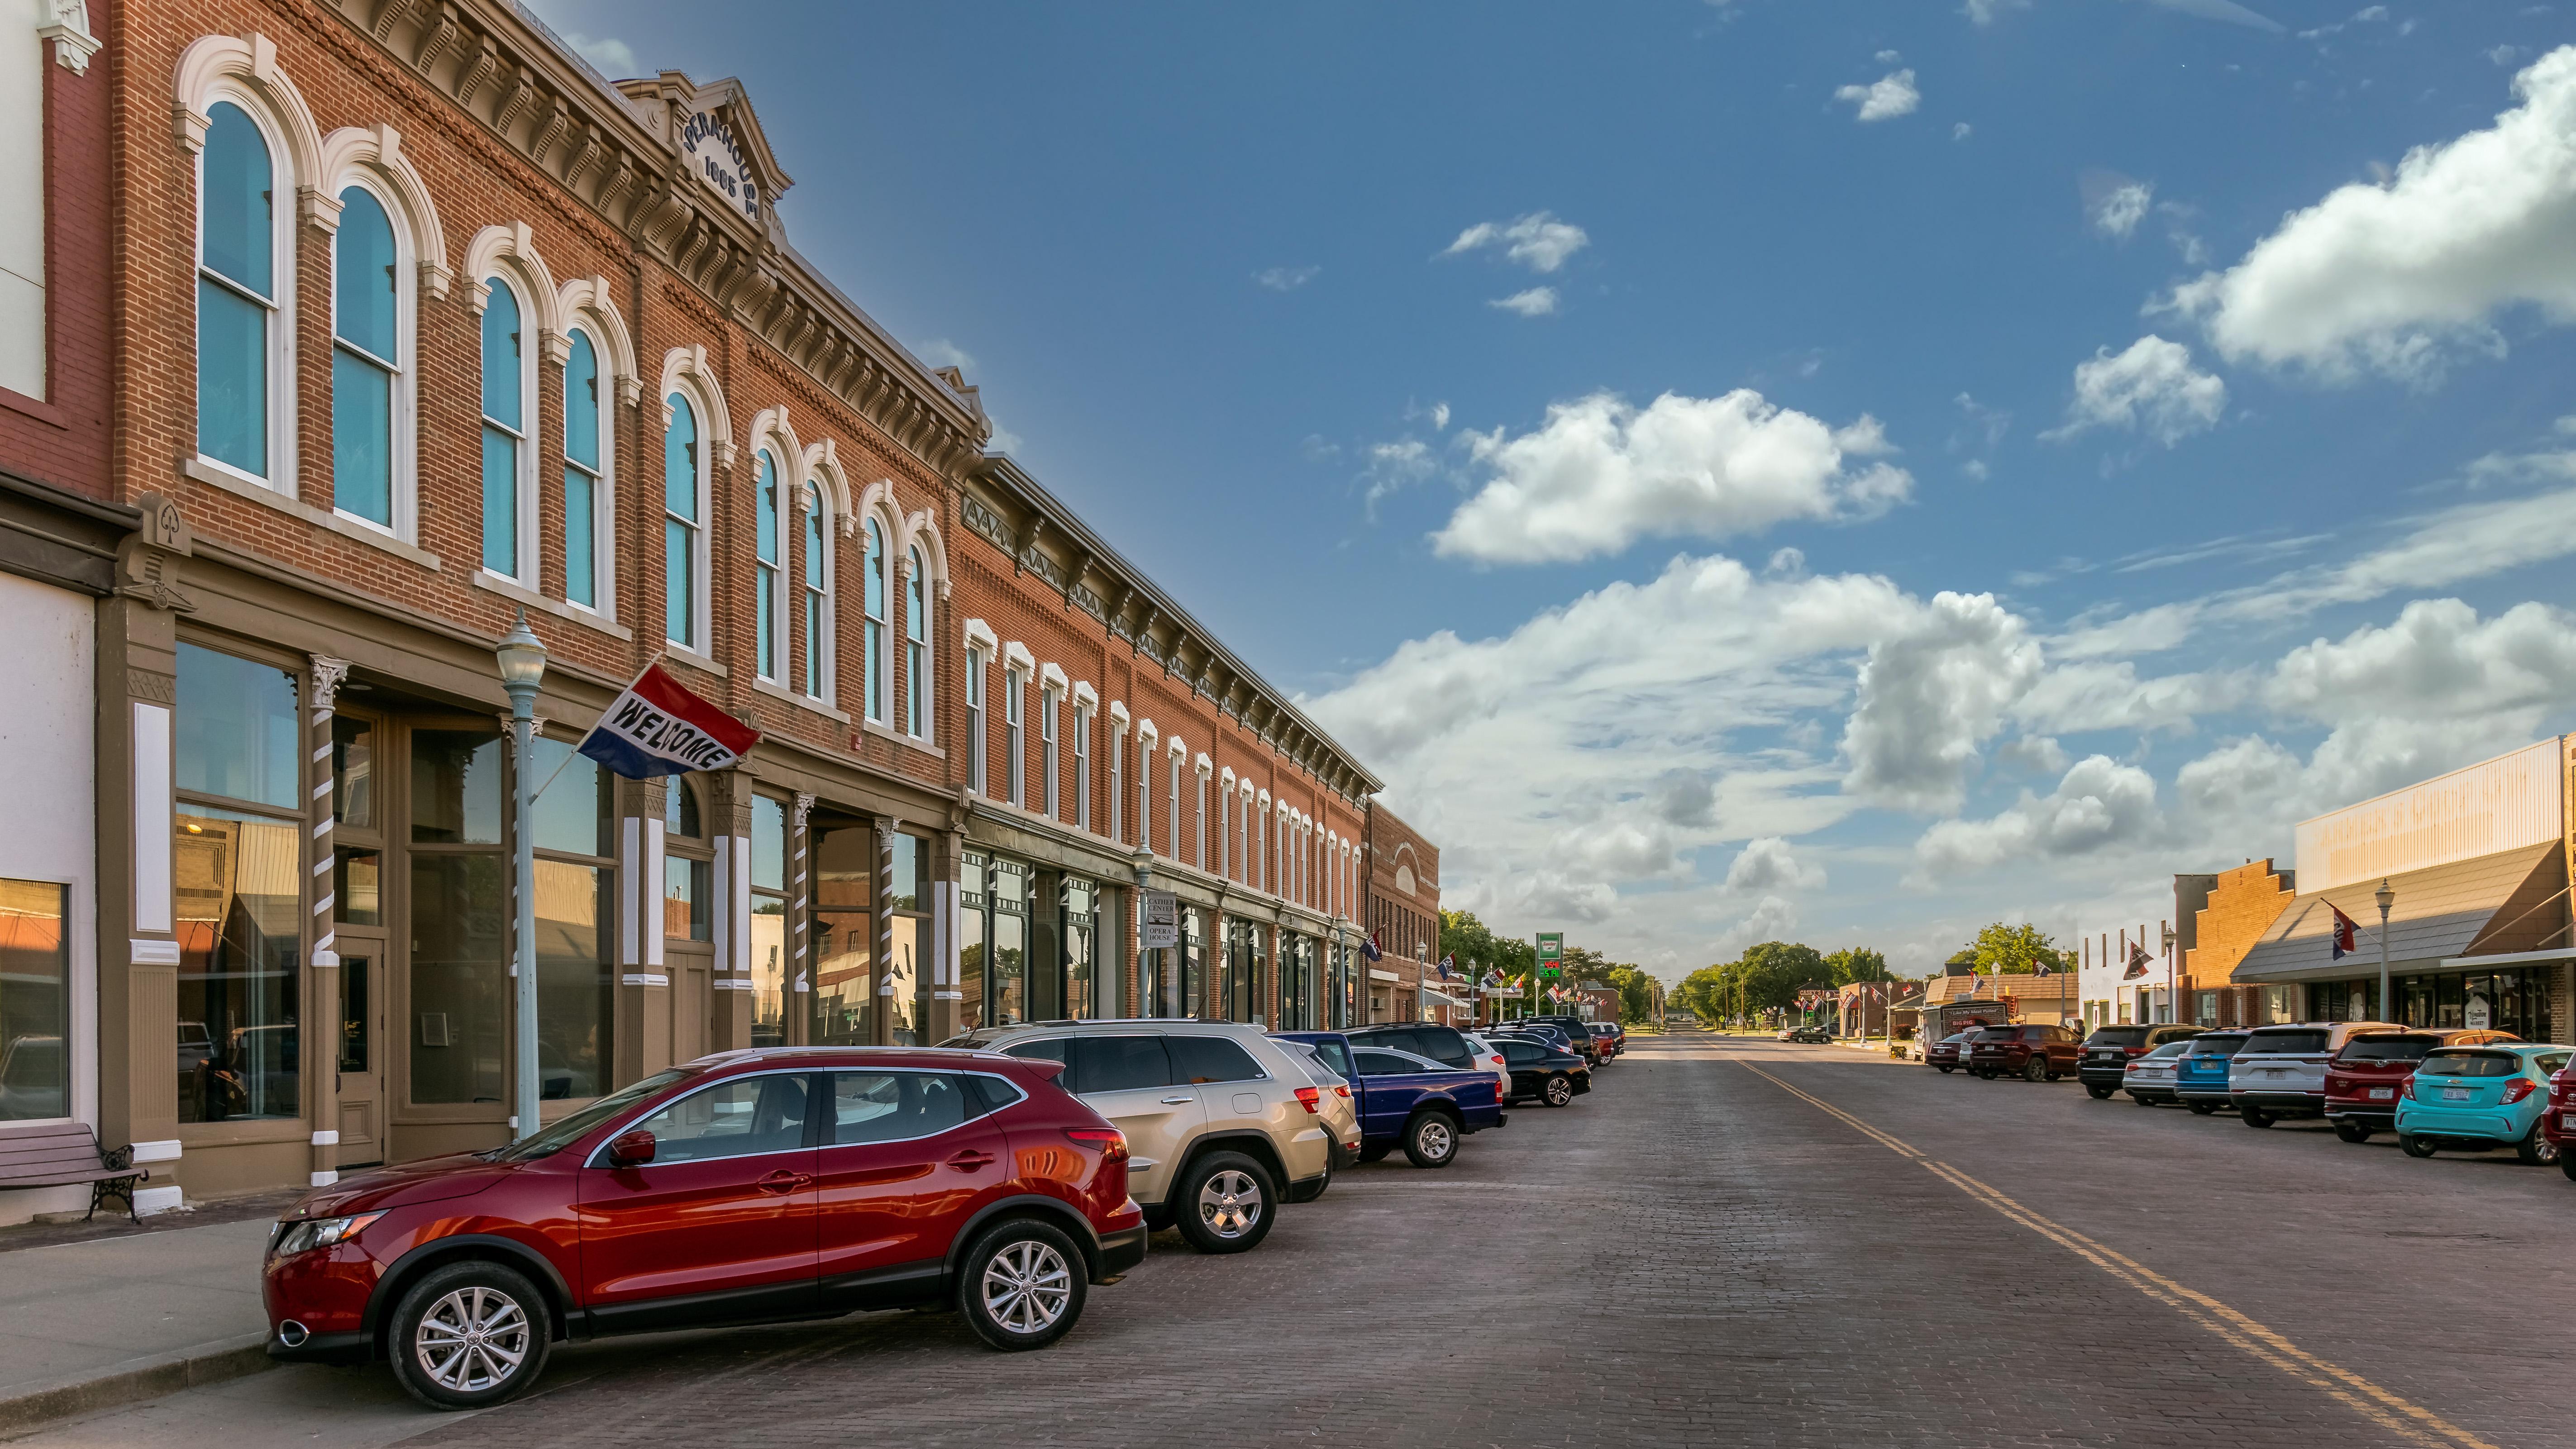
[606,1129,656,1168]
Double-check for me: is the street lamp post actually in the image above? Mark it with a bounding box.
[2376,878,2395,1025]
[495,610,548,1141]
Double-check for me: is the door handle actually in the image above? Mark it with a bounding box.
[756,1169,812,1194]
[945,1149,997,1171]
[1160,1095,1196,1105]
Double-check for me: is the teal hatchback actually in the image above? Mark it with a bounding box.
[2394,1044,2573,1163]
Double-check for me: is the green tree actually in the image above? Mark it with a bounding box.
[1602,963,1658,1024]
[1825,947,1894,986]
[1968,922,2071,975]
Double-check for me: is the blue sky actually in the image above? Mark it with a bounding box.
[534,0,2576,980]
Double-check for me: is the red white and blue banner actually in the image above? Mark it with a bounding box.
[577,662,762,780]
[2328,902,2360,960]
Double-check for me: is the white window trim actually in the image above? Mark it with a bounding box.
[1041,684,1062,820]
[752,448,787,683]
[324,176,415,543]
[1073,702,1092,832]
[193,83,296,494]
[1108,715,1126,843]
[477,271,541,586]
[1004,665,1027,808]
[964,643,990,796]
[902,546,928,734]
[660,386,715,653]
[861,516,893,724]
[560,322,615,617]
[802,481,836,702]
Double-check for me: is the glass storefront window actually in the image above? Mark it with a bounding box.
[0,879,69,1121]
[331,715,374,828]
[959,853,987,1028]
[1181,906,1204,1019]
[887,832,920,911]
[664,855,711,941]
[338,956,368,1073]
[333,846,381,925]
[411,729,502,845]
[176,806,301,1121]
[812,825,872,1047]
[534,861,609,1100]
[410,853,506,1104]
[992,859,1029,1026]
[665,777,701,837]
[1063,878,1097,1021]
[750,796,787,1048]
[528,738,606,856]
[176,643,299,810]
[887,914,923,1044]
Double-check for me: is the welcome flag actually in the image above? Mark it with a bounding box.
[2122,941,2153,980]
[577,662,762,779]
[2328,902,2359,960]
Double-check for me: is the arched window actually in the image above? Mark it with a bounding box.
[562,330,603,610]
[198,101,277,480]
[663,394,701,647]
[754,449,782,681]
[863,519,888,723]
[802,487,830,699]
[331,186,398,529]
[904,547,927,735]
[479,277,526,577]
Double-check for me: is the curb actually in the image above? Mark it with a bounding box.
[0,1334,274,1436]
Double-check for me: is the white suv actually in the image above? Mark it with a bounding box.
[945,1020,1333,1253]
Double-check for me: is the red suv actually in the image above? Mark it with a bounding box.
[2325,1030,2518,1143]
[261,1049,1145,1409]
[1968,1024,2081,1082]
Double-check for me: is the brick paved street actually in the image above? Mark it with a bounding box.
[23,1032,2573,1449]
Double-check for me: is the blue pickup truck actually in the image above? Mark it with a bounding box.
[1275,1031,1503,1168]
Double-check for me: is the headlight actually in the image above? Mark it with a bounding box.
[271,1211,383,1257]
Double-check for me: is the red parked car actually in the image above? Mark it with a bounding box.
[2542,1058,2576,1179]
[2324,1030,2519,1143]
[261,1049,1145,1410]
[1927,1030,1977,1073]
[1967,1024,2082,1082]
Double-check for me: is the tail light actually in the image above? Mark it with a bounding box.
[2125,1045,2146,1057]
[1065,1128,1129,1163]
[1334,1084,1351,1098]
[2503,1079,2540,1105]
[2401,1077,2419,1101]
[1293,1087,1321,1115]
[1491,1055,1506,1069]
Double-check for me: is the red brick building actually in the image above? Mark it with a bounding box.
[0,0,1419,1218]
[1363,805,1443,1023]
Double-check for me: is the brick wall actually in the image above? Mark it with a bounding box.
[2183,859,2297,1025]
[0,9,114,496]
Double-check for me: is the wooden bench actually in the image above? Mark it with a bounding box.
[0,1122,149,1222]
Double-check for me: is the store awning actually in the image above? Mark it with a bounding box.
[2233,842,2566,986]
[1421,988,1470,1010]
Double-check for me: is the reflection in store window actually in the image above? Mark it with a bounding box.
[0,880,69,1122]
[176,809,301,1121]
[534,861,608,1100]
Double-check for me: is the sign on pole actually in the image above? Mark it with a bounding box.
[1536,931,1564,980]
[1141,890,1179,949]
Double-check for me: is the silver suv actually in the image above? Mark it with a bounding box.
[2229,1021,2403,1127]
[945,1020,1333,1253]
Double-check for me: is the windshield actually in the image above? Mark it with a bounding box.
[487,1068,694,1162]
[2336,1036,2435,1063]
[2417,1052,2523,1078]
[1972,1028,2016,1042]
[2186,1035,2248,1057]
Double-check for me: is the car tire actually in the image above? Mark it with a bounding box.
[2187,1101,2217,1115]
[957,1217,1086,1351]
[384,1259,551,1411]
[1357,1142,1391,1164]
[2130,1093,2156,1106]
[2399,1133,2436,1158]
[2085,1084,2113,1100]
[2516,1121,2559,1167]
[1542,1073,1574,1107]
[1937,1065,1954,1074]
[2023,1057,2047,1083]
[1403,1112,1461,1169]
[1174,1151,1276,1255]
[2333,1121,2373,1144]
[2240,1107,2275,1129]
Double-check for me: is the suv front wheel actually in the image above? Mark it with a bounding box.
[385,1259,552,1411]
[1542,1072,1574,1107]
[1174,1150,1275,1254]
[958,1218,1087,1351]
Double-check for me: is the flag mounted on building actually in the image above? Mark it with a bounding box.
[2328,902,2359,960]
[1362,929,1383,963]
[577,661,762,779]
[1436,954,1457,981]
[2122,941,2153,980]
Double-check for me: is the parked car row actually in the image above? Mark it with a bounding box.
[1940,1016,2576,1176]
[258,1014,1627,1411]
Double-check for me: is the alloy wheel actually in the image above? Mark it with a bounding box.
[979,1239,1073,1335]
[1197,1168,1265,1239]
[1545,1075,1573,1106]
[414,1285,530,1394]
[1417,1118,1455,1162]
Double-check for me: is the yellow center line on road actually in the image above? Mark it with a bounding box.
[1729,1057,2498,1449]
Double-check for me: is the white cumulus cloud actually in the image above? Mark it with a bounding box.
[1914,755,2162,878]
[1726,837,1827,893]
[2048,335,2228,446]
[1253,265,1320,291]
[2167,46,2576,381]
[1442,212,1591,273]
[1837,69,1921,122]
[2083,172,2156,239]
[1489,286,1560,317]
[1432,391,1913,565]
[1840,591,2045,812]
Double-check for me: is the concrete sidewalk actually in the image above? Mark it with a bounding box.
[0,1217,276,1434]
